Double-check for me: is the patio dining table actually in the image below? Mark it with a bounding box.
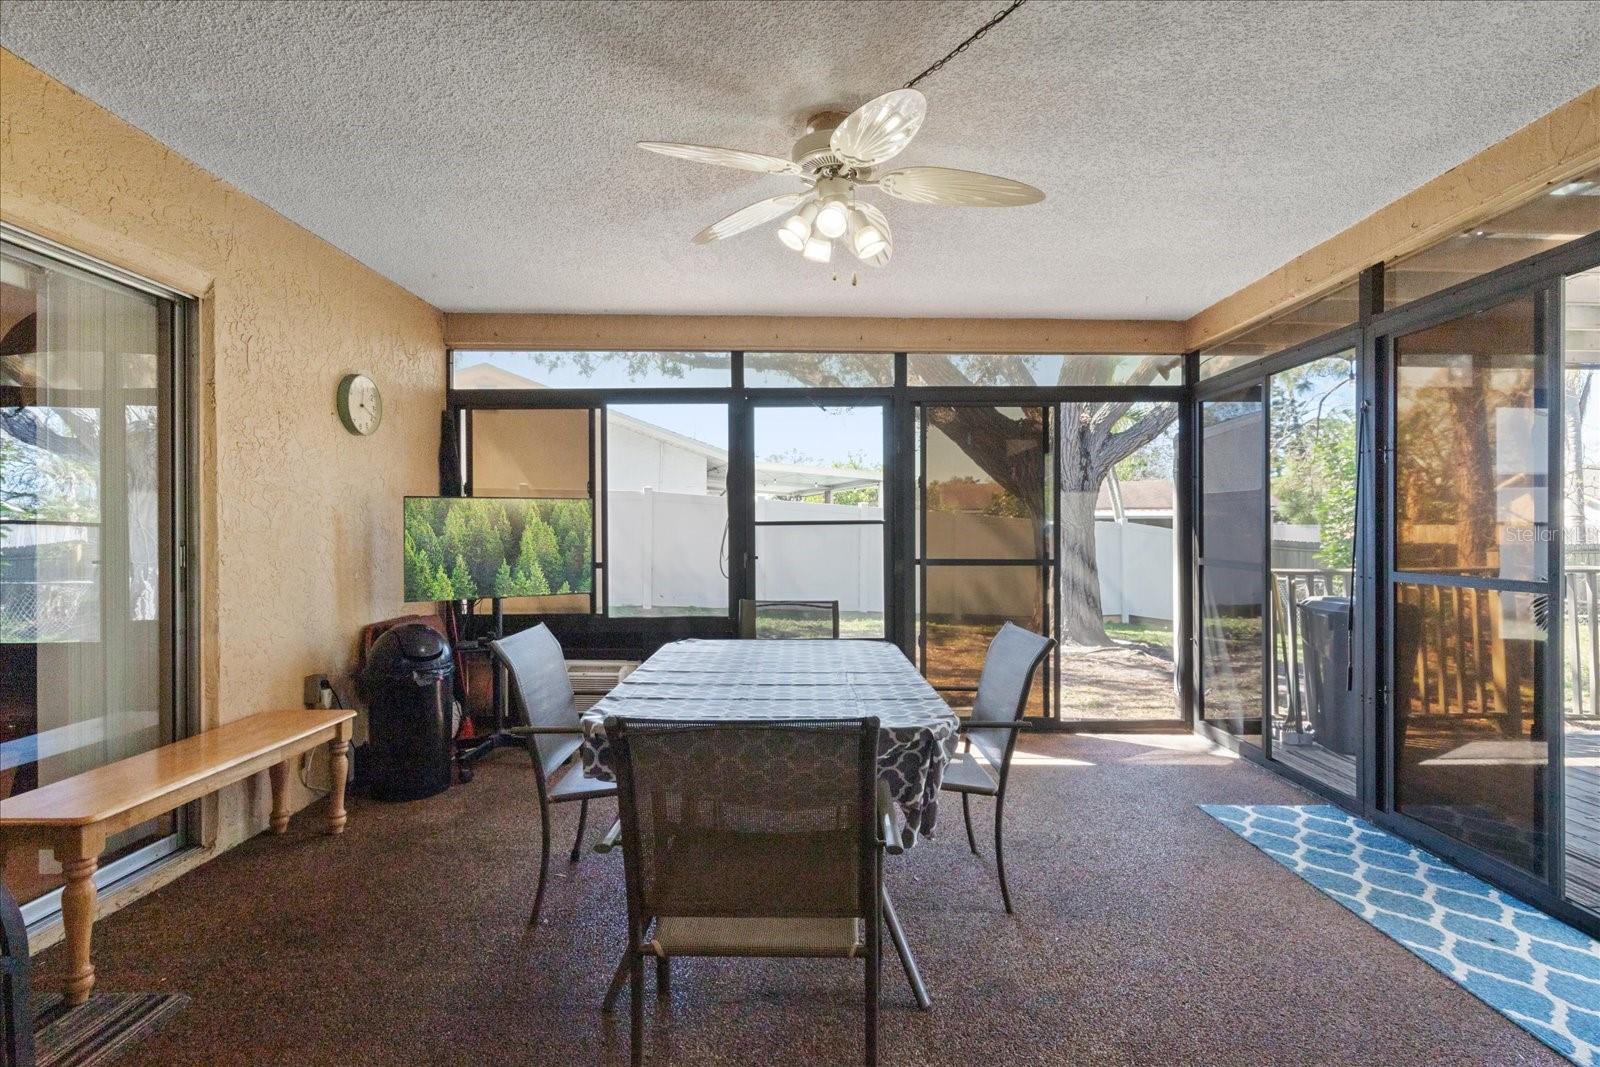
[578,638,961,844]
[578,637,960,1009]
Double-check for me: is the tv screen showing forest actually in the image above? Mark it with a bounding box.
[403,497,593,602]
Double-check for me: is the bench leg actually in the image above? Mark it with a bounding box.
[59,850,98,1006]
[326,739,350,835]
[269,760,292,835]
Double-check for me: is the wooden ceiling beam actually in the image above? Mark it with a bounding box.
[442,313,1188,355]
[1185,85,1600,351]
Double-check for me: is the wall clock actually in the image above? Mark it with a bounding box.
[336,372,382,435]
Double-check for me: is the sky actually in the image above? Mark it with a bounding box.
[610,403,884,467]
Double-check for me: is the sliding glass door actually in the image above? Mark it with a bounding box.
[1,233,190,915]
[1268,351,1359,797]
[1389,292,1557,879]
[1197,385,1266,748]
[1561,263,1600,913]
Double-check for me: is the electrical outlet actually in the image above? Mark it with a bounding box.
[303,674,335,709]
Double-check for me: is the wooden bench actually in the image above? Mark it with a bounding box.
[0,708,354,1005]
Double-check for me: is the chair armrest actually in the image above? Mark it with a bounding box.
[877,781,905,857]
[956,719,1032,732]
[505,725,589,737]
[593,817,622,854]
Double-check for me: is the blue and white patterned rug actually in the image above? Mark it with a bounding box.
[1202,804,1600,1066]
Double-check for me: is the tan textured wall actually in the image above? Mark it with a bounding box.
[0,49,445,856]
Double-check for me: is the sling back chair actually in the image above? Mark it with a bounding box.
[600,715,899,1066]
[938,621,1054,913]
[489,623,616,929]
[736,598,842,639]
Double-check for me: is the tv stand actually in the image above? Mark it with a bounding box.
[453,597,522,780]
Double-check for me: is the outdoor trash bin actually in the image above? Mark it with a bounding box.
[1296,596,1359,757]
[358,622,456,800]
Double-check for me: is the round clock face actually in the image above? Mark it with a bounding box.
[337,373,382,435]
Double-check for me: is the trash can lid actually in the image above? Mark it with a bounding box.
[363,622,454,680]
[1297,595,1352,616]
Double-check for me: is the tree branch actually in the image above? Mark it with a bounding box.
[1094,405,1176,478]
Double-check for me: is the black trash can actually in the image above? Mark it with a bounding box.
[358,623,456,801]
[1296,596,1359,757]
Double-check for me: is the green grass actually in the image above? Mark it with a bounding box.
[608,604,884,639]
[1104,620,1175,653]
[756,611,884,639]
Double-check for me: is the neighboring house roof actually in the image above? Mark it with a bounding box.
[1096,478,1174,514]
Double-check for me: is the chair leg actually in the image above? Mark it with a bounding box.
[571,797,590,863]
[961,793,978,855]
[866,906,880,1065]
[630,951,645,1067]
[881,889,931,1011]
[602,949,630,1013]
[529,795,552,928]
[656,955,670,997]
[994,793,1013,915]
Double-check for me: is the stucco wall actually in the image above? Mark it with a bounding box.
[0,50,445,858]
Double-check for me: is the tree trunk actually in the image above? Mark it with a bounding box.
[1059,409,1112,646]
[1449,356,1496,570]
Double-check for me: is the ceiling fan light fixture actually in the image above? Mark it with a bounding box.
[853,225,887,260]
[644,3,1042,270]
[782,201,819,242]
[815,199,850,240]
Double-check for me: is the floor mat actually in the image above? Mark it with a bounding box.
[1202,803,1600,1067]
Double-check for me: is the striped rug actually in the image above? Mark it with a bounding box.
[31,990,187,1067]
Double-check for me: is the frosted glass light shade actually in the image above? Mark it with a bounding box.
[802,236,832,263]
[853,225,887,259]
[815,200,849,239]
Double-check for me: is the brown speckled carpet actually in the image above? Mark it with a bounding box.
[33,733,1565,1066]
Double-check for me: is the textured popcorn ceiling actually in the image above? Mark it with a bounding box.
[3,0,1598,318]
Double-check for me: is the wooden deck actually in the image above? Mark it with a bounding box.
[1566,727,1600,910]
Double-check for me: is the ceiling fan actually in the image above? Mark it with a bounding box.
[638,86,1044,269]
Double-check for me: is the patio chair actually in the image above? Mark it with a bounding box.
[600,716,894,1066]
[939,621,1054,914]
[737,598,841,638]
[488,623,616,929]
[1,880,32,1067]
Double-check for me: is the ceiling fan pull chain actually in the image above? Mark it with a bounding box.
[905,0,1030,91]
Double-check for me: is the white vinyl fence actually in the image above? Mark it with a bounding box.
[606,488,1177,623]
[1095,520,1178,624]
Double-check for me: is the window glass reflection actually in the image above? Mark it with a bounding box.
[1269,354,1359,796]
[1394,297,1545,581]
[924,406,1045,560]
[1201,387,1264,564]
[1200,563,1264,743]
[1394,585,1547,875]
[923,564,1047,717]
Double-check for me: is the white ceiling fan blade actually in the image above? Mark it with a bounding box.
[638,141,801,175]
[851,202,893,267]
[830,89,926,168]
[692,192,810,244]
[876,167,1044,207]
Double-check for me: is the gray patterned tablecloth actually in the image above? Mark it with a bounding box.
[580,639,959,844]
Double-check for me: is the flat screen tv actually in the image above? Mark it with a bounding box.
[403,496,593,602]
